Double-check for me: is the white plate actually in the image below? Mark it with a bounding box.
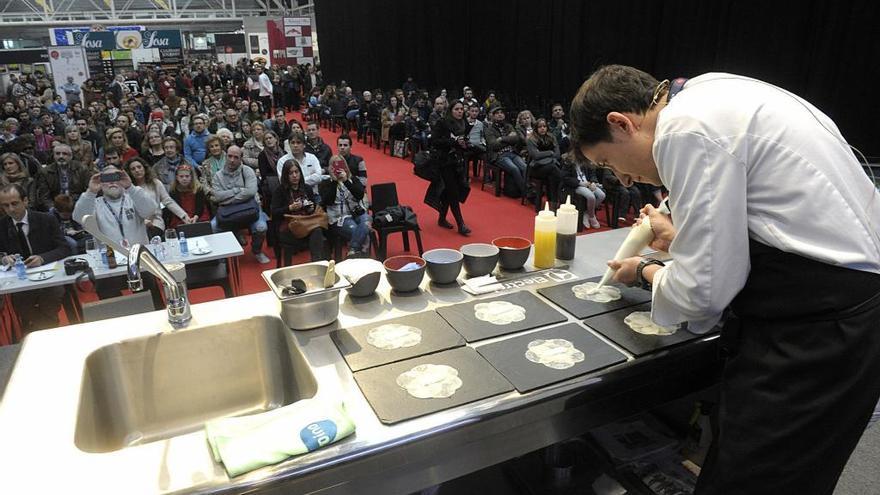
[27,271,55,281]
[190,247,213,255]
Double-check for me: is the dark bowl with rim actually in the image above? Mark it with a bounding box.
[383,255,427,292]
[492,236,532,270]
[460,243,500,277]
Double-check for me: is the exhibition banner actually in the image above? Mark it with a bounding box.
[47,46,89,101]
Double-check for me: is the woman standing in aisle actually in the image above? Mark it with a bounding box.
[425,100,470,235]
[571,65,880,495]
[526,118,563,207]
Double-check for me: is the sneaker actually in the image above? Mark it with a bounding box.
[254,252,271,264]
[583,215,592,228]
[589,216,601,229]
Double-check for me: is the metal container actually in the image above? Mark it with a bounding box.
[262,262,351,330]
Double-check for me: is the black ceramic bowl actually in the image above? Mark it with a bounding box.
[383,255,427,292]
[492,236,532,270]
[422,248,464,284]
[460,243,500,277]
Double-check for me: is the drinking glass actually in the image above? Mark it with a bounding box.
[164,229,179,260]
[84,239,98,265]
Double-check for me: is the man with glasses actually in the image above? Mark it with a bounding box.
[184,114,210,166]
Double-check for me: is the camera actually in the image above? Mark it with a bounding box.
[100,171,123,183]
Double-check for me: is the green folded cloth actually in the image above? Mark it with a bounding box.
[205,399,356,477]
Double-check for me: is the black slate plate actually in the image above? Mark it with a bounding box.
[475,323,628,393]
[353,346,514,425]
[537,276,652,319]
[436,291,567,342]
[582,303,703,357]
[331,311,466,372]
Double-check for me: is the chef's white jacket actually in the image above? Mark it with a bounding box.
[651,73,880,333]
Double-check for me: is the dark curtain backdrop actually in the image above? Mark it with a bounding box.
[315,0,880,156]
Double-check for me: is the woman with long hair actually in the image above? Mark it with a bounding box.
[199,135,225,196]
[244,100,264,123]
[258,130,283,181]
[426,100,471,235]
[63,124,95,167]
[104,126,138,162]
[123,156,191,238]
[526,118,563,206]
[0,152,51,211]
[380,95,407,146]
[141,130,166,166]
[271,159,326,262]
[167,163,211,229]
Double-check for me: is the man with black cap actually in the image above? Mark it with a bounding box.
[484,105,526,197]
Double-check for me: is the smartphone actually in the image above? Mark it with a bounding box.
[100,171,122,183]
[331,162,348,178]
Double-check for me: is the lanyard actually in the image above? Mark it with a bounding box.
[102,197,126,238]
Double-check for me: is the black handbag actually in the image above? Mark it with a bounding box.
[413,150,438,181]
[215,168,261,229]
[216,198,260,230]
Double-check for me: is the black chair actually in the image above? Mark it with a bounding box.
[481,159,505,197]
[369,182,424,261]
[175,222,234,298]
[522,162,551,212]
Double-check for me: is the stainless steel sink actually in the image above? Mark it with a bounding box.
[74,316,317,453]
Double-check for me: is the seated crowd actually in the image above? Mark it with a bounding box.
[308,79,665,229]
[0,61,661,335]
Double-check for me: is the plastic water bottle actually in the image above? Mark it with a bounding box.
[150,236,165,261]
[178,231,189,256]
[14,255,26,280]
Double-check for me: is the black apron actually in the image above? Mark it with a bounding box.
[696,240,880,495]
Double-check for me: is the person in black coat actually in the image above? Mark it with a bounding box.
[0,183,71,333]
[425,100,471,235]
[271,159,326,262]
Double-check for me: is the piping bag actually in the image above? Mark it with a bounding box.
[590,199,671,293]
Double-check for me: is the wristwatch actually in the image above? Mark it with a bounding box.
[636,258,665,291]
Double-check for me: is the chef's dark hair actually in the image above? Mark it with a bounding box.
[569,65,659,147]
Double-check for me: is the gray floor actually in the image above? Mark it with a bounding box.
[835,424,880,495]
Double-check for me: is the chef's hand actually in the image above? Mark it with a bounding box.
[638,204,676,252]
[608,256,642,286]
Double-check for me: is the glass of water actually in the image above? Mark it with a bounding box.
[164,228,179,260]
[84,239,99,265]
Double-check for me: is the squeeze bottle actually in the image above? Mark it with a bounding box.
[555,195,578,260]
[533,202,557,269]
[592,199,671,292]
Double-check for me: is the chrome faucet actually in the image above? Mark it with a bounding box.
[127,243,192,326]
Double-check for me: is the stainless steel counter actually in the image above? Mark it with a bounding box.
[0,229,721,494]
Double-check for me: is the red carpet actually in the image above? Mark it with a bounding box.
[58,111,616,324]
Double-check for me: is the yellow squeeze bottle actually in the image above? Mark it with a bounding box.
[533,202,557,269]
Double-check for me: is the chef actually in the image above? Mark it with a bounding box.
[569,65,880,494]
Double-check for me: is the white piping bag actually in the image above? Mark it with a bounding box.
[590,199,671,293]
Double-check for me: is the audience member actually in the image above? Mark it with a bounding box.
[167,164,211,229]
[271,159,327,262]
[104,126,139,162]
[124,156,191,238]
[320,155,371,256]
[336,134,367,187]
[560,152,604,228]
[526,118,563,206]
[304,121,332,170]
[278,133,325,198]
[485,106,526,197]
[242,121,265,172]
[0,152,50,212]
[0,183,71,333]
[183,114,210,165]
[49,193,88,254]
[427,100,471,235]
[43,143,94,201]
[210,145,270,264]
